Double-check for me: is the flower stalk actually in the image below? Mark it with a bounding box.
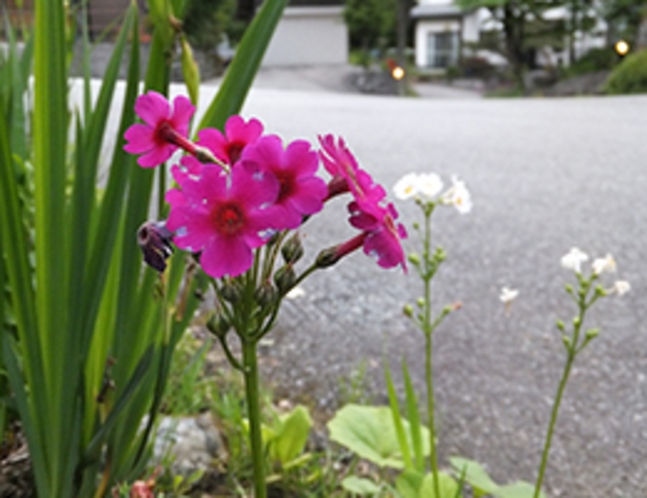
[533,253,628,498]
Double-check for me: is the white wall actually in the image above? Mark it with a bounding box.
[415,18,461,67]
[262,6,348,66]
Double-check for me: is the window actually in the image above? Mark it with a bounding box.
[427,31,459,68]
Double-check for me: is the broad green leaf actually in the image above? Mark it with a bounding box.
[269,405,313,466]
[450,456,499,495]
[341,476,382,495]
[328,404,430,469]
[396,469,425,498]
[496,481,545,498]
[420,471,459,498]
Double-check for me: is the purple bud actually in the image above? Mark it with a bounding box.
[137,221,174,272]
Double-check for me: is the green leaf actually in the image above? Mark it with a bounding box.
[420,472,459,498]
[269,405,313,466]
[341,476,382,495]
[385,361,413,469]
[328,404,430,469]
[496,481,545,498]
[449,456,499,495]
[396,469,425,498]
[198,0,289,131]
[81,346,155,467]
[403,360,424,472]
[180,34,200,106]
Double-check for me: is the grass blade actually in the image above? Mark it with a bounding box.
[385,361,413,469]
[402,360,424,472]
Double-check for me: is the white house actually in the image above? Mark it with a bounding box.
[262,0,348,66]
[411,0,607,71]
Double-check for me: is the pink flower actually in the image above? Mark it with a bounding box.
[241,135,328,229]
[166,163,283,278]
[318,134,386,203]
[348,200,408,271]
[197,115,264,166]
[124,91,195,168]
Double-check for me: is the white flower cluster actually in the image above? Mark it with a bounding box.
[393,173,472,214]
[560,247,630,296]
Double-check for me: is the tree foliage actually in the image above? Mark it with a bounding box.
[344,0,396,51]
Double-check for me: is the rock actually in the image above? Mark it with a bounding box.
[151,412,228,478]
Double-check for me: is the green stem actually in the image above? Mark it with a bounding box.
[422,209,441,498]
[533,354,573,498]
[242,338,266,498]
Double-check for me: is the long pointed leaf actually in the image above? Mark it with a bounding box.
[403,360,424,472]
[385,361,413,469]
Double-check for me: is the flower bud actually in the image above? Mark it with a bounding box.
[434,247,446,262]
[207,314,230,338]
[408,253,421,266]
[316,234,366,269]
[137,221,173,272]
[556,320,565,332]
[562,335,572,350]
[416,297,425,308]
[564,284,574,295]
[594,285,607,297]
[281,233,304,264]
[221,279,243,303]
[403,304,414,318]
[255,281,279,307]
[573,316,581,327]
[585,328,599,340]
[267,231,282,247]
[274,264,297,293]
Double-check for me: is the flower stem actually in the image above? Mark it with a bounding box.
[242,338,267,498]
[422,208,441,498]
[533,354,573,498]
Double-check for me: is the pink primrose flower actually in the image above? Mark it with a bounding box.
[348,199,408,271]
[197,115,264,166]
[124,91,195,168]
[241,135,328,229]
[165,163,283,278]
[318,134,386,203]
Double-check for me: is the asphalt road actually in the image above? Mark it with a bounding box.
[93,78,647,497]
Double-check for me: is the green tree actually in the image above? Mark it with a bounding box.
[344,0,396,52]
[182,0,245,50]
[601,0,647,48]
[458,0,563,89]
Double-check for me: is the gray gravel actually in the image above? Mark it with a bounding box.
[89,76,646,497]
[231,90,646,498]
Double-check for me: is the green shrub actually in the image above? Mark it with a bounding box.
[567,47,617,77]
[604,49,647,94]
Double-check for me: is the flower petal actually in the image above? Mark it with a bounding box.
[124,124,155,153]
[135,91,170,127]
[201,234,253,278]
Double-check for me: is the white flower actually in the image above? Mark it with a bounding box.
[393,173,420,200]
[560,247,589,273]
[442,175,472,214]
[499,287,519,303]
[591,254,617,275]
[418,173,444,198]
[612,280,630,296]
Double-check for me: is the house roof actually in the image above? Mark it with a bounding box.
[411,4,464,19]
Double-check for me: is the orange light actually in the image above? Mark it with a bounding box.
[615,40,630,56]
[392,66,405,80]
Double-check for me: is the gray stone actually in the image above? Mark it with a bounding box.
[151,413,227,478]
